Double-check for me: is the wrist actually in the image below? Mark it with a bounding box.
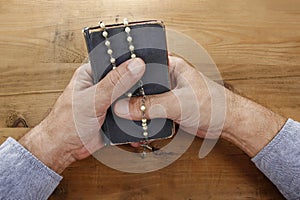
[19,119,76,174]
[222,90,287,157]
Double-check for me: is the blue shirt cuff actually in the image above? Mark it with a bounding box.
[252,118,300,200]
[0,137,62,200]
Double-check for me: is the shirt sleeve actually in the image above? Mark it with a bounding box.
[252,118,300,200]
[0,137,62,200]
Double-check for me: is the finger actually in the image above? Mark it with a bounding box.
[168,55,191,74]
[114,91,181,121]
[130,142,141,148]
[95,58,146,114]
[168,55,195,88]
[76,62,93,78]
[71,63,94,90]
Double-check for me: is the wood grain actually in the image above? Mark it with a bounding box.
[1,0,299,199]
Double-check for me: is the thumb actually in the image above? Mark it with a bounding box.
[114,91,180,121]
[95,58,146,114]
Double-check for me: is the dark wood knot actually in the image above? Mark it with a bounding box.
[6,111,28,128]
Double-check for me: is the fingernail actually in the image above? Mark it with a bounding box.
[115,99,129,116]
[128,58,144,75]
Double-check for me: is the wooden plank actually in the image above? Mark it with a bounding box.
[0,92,60,128]
[0,0,299,78]
[0,63,77,94]
[1,62,299,95]
[0,77,298,128]
[0,128,284,199]
[0,128,29,143]
[1,61,300,98]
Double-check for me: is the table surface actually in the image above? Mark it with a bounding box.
[1,0,299,199]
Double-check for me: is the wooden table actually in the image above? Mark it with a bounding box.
[1,0,299,199]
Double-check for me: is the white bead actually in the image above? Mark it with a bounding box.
[140,105,146,111]
[107,49,113,55]
[143,132,148,137]
[105,40,110,46]
[127,93,132,98]
[110,58,116,64]
[113,66,116,70]
[127,36,132,42]
[142,122,147,127]
[142,126,148,131]
[100,22,105,28]
[129,45,135,51]
[124,18,129,26]
[131,54,136,59]
[142,118,147,123]
[102,31,108,37]
[125,27,131,33]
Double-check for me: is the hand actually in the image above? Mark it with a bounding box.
[115,55,227,138]
[19,58,146,173]
[114,55,287,157]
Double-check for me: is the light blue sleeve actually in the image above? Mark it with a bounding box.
[252,119,300,200]
[0,137,62,200]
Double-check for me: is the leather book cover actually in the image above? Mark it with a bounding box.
[83,20,174,145]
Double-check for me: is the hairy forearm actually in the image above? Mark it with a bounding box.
[222,90,287,157]
[18,120,76,174]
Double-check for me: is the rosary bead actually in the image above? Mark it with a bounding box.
[140,105,146,111]
[142,126,148,131]
[127,36,132,42]
[105,40,110,46]
[131,53,136,59]
[142,122,147,127]
[127,92,132,98]
[110,58,116,64]
[102,31,108,38]
[143,132,148,137]
[107,49,113,55]
[124,18,129,26]
[125,26,131,33]
[100,22,105,28]
[112,66,116,70]
[129,45,135,51]
[142,118,147,123]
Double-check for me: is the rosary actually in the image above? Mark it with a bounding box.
[100,18,153,157]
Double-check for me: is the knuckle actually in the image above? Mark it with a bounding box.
[145,96,154,118]
[76,64,85,73]
[107,70,122,87]
[174,57,186,66]
[75,63,89,76]
[129,97,143,119]
[70,66,81,81]
[146,96,153,110]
